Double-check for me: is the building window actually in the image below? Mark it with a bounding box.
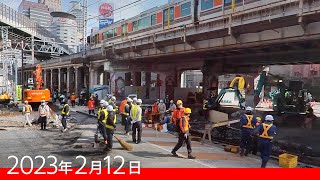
[224,0,241,6]
[181,2,191,17]
[133,21,138,31]
[201,0,213,11]
[151,14,156,26]
[163,7,174,23]
[138,16,151,29]
[114,28,118,36]
[107,29,114,38]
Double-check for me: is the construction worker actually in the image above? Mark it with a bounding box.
[240,106,259,156]
[70,93,76,107]
[132,97,138,105]
[173,100,185,132]
[304,103,315,129]
[131,99,143,144]
[258,115,277,168]
[152,100,160,123]
[38,100,50,130]
[22,101,32,127]
[158,99,166,121]
[109,96,116,106]
[164,95,170,109]
[98,102,108,147]
[124,98,133,136]
[97,100,106,119]
[88,97,96,115]
[104,105,117,151]
[119,97,128,126]
[61,98,70,132]
[169,100,176,112]
[171,108,196,159]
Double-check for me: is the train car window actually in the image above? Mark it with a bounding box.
[114,28,118,36]
[151,14,156,26]
[122,24,128,36]
[163,7,174,23]
[201,0,213,11]
[224,0,241,6]
[133,21,139,31]
[107,29,114,38]
[138,16,151,29]
[103,32,108,40]
[181,2,191,17]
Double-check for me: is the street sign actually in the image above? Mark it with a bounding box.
[16,85,22,101]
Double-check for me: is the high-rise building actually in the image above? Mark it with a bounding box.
[18,0,52,28]
[50,12,78,53]
[69,1,84,39]
[38,0,61,12]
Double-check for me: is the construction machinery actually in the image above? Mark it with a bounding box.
[23,64,50,106]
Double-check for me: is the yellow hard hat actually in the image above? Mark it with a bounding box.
[177,100,183,105]
[185,108,192,114]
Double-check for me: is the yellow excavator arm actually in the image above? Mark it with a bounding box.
[229,77,245,90]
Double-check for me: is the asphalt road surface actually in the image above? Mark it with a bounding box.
[0,112,114,168]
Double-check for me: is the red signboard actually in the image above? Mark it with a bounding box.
[99,3,113,17]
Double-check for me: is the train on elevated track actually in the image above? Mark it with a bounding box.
[90,0,269,46]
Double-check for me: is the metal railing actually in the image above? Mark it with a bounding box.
[0,2,73,54]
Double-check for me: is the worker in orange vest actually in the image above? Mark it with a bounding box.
[171,108,195,159]
[152,99,160,123]
[172,100,185,132]
[119,97,128,126]
[88,97,96,115]
[70,93,76,107]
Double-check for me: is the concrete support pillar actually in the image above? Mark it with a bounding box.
[66,67,70,93]
[103,71,110,86]
[58,68,61,92]
[145,72,151,99]
[89,67,98,90]
[74,67,79,95]
[159,73,167,100]
[202,61,222,98]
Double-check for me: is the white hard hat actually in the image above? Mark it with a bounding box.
[100,100,105,104]
[265,115,274,121]
[137,99,142,104]
[127,98,133,103]
[111,96,116,100]
[103,102,109,107]
[107,105,113,111]
[170,100,174,103]
[24,101,28,104]
[246,106,253,111]
[160,100,164,103]
[133,97,138,102]
[41,100,45,103]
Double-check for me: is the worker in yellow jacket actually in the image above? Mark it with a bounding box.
[104,105,117,151]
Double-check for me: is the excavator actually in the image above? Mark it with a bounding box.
[23,64,50,107]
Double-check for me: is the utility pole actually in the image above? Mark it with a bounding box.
[83,0,88,56]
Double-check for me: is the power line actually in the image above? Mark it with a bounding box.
[88,0,103,8]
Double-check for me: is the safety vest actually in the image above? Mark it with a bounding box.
[97,107,103,119]
[131,105,141,121]
[39,106,47,116]
[119,100,127,114]
[242,114,254,129]
[179,116,190,133]
[173,107,185,124]
[101,109,108,123]
[259,123,274,139]
[61,104,70,116]
[105,110,117,129]
[25,105,31,113]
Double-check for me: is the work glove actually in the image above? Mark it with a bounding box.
[184,133,188,139]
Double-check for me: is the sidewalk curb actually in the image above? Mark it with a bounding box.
[76,110,97,118]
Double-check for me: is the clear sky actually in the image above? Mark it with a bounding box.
[1,0,168,30]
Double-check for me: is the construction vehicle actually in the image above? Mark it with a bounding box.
[208,76,247,111]
[270,80,308,115]
[23,64,50,106]
[0,93,11,104]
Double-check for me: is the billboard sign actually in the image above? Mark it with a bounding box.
[99,3,114,29]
